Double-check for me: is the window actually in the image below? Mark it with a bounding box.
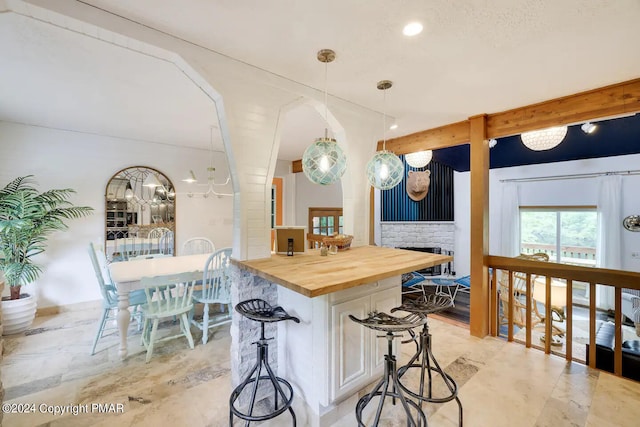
[520,206,597,303]
[520,207,597,266]
[308,207,343,248]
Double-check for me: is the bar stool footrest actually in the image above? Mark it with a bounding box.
[229,376,295,422]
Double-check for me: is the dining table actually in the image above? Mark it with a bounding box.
[108,253,212,359]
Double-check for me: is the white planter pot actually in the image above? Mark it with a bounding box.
[2,293,37,335]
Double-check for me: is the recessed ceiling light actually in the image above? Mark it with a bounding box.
[389,123,398,130]
[403,22,423,37]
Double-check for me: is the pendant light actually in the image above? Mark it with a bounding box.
[520,126,567,151]
[302,49,347,186]
[366,80,404,190]
[405,150,433,168]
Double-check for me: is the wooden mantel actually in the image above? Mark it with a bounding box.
[233,245,451,298]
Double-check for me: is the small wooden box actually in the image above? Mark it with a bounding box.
[274,226,307,254]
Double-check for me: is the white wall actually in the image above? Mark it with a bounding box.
[0,121,233,308]
[274,159,291,177]
[452,153,640,275]
[273,160,345,230]
[294,174,343,228]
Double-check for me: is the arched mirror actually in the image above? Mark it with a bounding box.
[105,166,176,261]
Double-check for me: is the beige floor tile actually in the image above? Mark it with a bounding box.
[2,307,639,427]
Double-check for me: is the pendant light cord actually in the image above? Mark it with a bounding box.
[382,88,387,151]
[210,125,215,174]
[324,60,329,139]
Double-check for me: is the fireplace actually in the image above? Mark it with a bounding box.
[397,247,442,276]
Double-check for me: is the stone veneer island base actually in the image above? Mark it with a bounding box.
[232,245,451,426]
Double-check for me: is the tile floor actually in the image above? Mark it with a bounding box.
[2,305,640,426]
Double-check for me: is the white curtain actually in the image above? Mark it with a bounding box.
[596,175,622,310]
[500,183,520,257]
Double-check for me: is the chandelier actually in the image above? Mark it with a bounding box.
[301,49,347,186]
[405,150,433,168]
[366,80,404,190]
[182,126,232,198]
[521,126,567,151]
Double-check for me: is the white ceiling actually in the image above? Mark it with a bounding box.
[1,0,640,160]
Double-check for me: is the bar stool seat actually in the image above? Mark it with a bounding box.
[392,293,463,426]
[229,299,300,426]
[349,310,428,427]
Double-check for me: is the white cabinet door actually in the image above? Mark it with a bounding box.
[370,286,402,371]
[331,294,370,401]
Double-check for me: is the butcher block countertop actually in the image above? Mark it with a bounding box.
[232,245,452,298]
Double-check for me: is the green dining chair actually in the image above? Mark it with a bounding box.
[139,271,199,362]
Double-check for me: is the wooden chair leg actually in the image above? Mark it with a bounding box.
[132,306,143,331]
[91,308,110,355]
[202,303,210,345]
[146,319,159,363]
[181,313,195,349]
[188,305,195,326]
[141,317,150,347]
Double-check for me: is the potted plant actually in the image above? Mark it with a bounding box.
[0,176,93,334]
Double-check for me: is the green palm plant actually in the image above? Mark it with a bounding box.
[0,176,93,299]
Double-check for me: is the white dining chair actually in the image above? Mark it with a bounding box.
[189,248,232,344]
[159,230,174,255]
[181,237,215,255]
[148,227,171,239]
[147,227,172,256]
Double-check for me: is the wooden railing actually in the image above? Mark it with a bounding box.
[487,255,640,377]
[521,243,596,263]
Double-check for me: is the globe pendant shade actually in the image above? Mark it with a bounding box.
[521,126,568,151]
[302,137,347,185]
[405,150,433,168]
[366,150,404,190]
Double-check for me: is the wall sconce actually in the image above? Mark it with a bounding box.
[623,215,640,231]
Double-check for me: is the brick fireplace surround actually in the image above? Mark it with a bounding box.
[380,222,455,255]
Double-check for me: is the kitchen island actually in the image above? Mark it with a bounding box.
[232,245,451,426]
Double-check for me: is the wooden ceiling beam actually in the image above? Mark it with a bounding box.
[376,120,470,154]
[376,77,640,152]
[292,159,302,173]
[487,78,640,139]
[291,77,640,171]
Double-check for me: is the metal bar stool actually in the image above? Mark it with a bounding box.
[391,294,463,426]
[229,299,300,426]
[349,311,428,427]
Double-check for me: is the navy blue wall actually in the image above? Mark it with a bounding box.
[381,157,454,221]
